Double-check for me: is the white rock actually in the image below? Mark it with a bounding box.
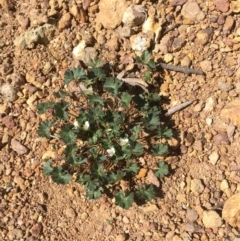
[72,40,86,60]
[206,117,213,126]
[204,96,217,112]
[220,179,229,191]
[208,152,219,165]
[181,0,205,21]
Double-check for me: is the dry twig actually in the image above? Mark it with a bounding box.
[166,100,194,116]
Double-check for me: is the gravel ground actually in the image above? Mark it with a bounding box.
[1,0,240,240]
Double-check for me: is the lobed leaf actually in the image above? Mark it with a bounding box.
[59,125,76,144]
[151,143,168,156]
[53,100,69,120]
[135,185,155,201]
[120,92,132,107]
[37,102,55,114]
[38,120,53,138]
[154,162,169,178]
[103,77,122,97]
[115,191,134,209]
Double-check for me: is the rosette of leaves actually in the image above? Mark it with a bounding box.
[37,52,173,209]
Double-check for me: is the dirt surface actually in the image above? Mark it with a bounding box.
[1,0,240,240]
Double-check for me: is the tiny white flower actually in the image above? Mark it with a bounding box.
[106,147,115,157]
[73,120,79,129]
[119,138,129,146]
[83,121,89,130]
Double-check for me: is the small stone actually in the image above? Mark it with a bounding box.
[199,60,212,72]
[122,216,130,224]
[130,32,154,52]
[11,139,28,155]
[204,96,217,112]
[213,132,230,145]
[172,38,185,51]
[181,0,205,21]
[218,81,233,92]
[215,0,230,12]
[208,151,219,165]
[164,53,173,63]
[181,56,191,67]
[122,4,146,27]
[202,210,222,228]
[223,16,234,34]
[58,12,72,30]
[0,83,17,102]
[195,28,213,45]
[220,99,240,128]
[65,207,76,218]
[220,179,229,191]
[2,115,15,128]
[158,35,174,54]
[96,0,128,29]
[13,175,25,190]
[226,125,235,138]
[30,223,43,237]
[190,179,204,194]
[223,193,240,228]
[107,36,119,51]
[186,209,199,222]
[231,1,240,13]
[206,117,213,126]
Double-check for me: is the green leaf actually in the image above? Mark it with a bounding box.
[72,68,87,81]
[132,142,144,156]
[88,59,105,68]
[124,162,139,174]
[53,90,68,98]
[76,174,91,184]
[88,107,104,123]
[120,92,132,107]
[108,171,126,184]
[143,71,151,82]
[148,93,160,102]
[64,68,87,85]
[142,107,160,130]
[51,166,71,184]
[54,100,69,120]
[91,164,107,182]
[43,160,54,176]
[38,120,53,138]
[64,69,75,85]
[154,162,169,178]
[130,125,141,141]
[151,143,168,156]
[88,95,105,106]
[59,125,76,144]
[147,60,156,69]
[136,185,155,201]
[86,183,102,200]
[88,67,106,80]
[115,191,134,209]
[157,127,173,139]
[65,144,86,165]
[122,141,144,157]
[88,130,102,145]
[103,77,122,97]
[37,102,55,114]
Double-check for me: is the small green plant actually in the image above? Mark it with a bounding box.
[37,51,172,209]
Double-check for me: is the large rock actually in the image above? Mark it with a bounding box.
[96,0,128,29]
[222,193,240,228]
[220,99,240,128]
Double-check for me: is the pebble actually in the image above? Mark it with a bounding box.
[122,4,146,27]
[115,234,126,241]
[202,210,222,228]
[220,179,229,191]
[58,12,72,30]
[96,0,128,29]
[213,132,230,145]
[208,152,220,165]
[215,0,230,12]
[181,0,205,21]
[65,207,76,218]
[172,38,185,51]
[223,16,235,34]
[205,117,213,126]
[190,179,204,194]
[204,96,217,112]
[11,139,28,155]
[226,125,236,138]
[195,28,213,45]
[186,209,199,222]
[199,60,212,72]
[122,216,130,224]
[218,81,233,92]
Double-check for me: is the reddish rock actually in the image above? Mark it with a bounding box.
[215,0,229,12]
